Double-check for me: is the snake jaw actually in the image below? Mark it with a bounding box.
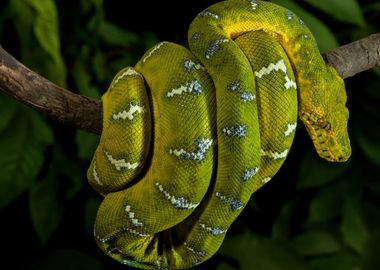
[300,112,351,162]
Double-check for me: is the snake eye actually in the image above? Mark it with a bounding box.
[320,121,331,131]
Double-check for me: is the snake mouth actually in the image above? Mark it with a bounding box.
[309,124,334,161]
[300,112,347,162]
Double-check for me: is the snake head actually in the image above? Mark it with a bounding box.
[299,66,351,162]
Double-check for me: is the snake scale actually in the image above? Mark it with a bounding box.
[87,0,351,269]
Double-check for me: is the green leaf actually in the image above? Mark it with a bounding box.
[304,0,365,27]
[80,0,104,14]
[272,201,295,240]
[72,61,91,93]
[93,51,107,82]
[362,230,380,270]
[219,232,309,270]
[0,94,18,133]
[98,21,139,47]
[8,0,34,47]
[141,31,160,50]
[84,197,101,238]
[50,147,84,199]
[355,127,380,167]
[291,231,341,256]
[29,175,64,245]
[9,0,66,86]
[30,249,103,270]
[341,200,369,253]
[270,0,339,52]
[0,116,44,208]
[81,0,104,14]
[72,61,100,99]
[28,110,54,145]
[307,184,343,223]
[310,251,360,270]
[27,0,67,87]
[28,0,59,58]
[297,150,350,189]
[218,262,239,270]
[362,202,380,233]
[76,130,100,160]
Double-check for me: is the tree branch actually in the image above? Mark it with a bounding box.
[1,33,379,135]
[324,33,380,78]
[0,43,102,134]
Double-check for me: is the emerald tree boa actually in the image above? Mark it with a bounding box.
[87,0,351,268]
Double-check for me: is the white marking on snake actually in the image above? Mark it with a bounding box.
[167,79,202,97]
[125,204,143,227]
[104,150,140,171]
[95,236,110,243]
[240,91,255,102]
[112,104,143,121]
[199,223,227,236]
[285,75,297,89]
[262,177,271,184]
[228,81,256,102]
[192,32,202,40]
[110,247,127,255]
[229,81,241,91]
[169,138,213,162]
[222,124,247,137]
[249,0,258,10]
[284,122,297,137]
[287,10,293,21]
[184,242,206,257]
[205,39,229,59]
[184,59,205,71]
[142,41,168,63]
[215,192,244,211]
[242,167,259,181]
[95,227,149,242]
[193,260,201,266]
[94,229,112,243]
[92,162,103,186]
[112,68,141,88]
[199,9,219,19]
[123,227,150,237]
[155,257,169,270]
[121,259,136,266]
[155,182,199,209]
[261,149,289,160]
[255,59,297,90]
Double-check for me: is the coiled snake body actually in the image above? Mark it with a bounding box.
[88,0,351,269]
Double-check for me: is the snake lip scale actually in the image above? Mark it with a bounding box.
[300,111,350,162]
[88,0,351,269]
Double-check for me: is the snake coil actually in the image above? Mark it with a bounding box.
[88,0,351,269]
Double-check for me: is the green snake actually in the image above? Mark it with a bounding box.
[87,0,351,268]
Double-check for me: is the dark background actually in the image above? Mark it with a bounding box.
[0,0,379,269]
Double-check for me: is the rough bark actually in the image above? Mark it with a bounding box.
[324,33,380,78]
[0,44,102,134]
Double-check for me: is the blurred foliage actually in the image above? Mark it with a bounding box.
[0,0,379,269]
